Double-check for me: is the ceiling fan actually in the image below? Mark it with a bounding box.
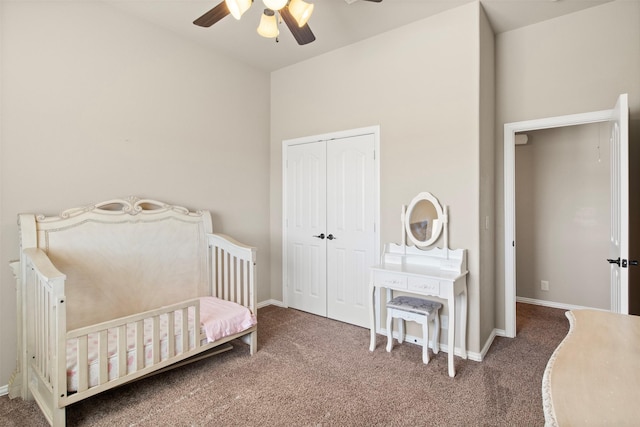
[194,0,383,46]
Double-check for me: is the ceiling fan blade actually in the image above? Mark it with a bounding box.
[280,6,316,45]
[193,2,230,27]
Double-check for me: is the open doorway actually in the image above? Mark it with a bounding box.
[503,94,629,337]
[515,123,610,310]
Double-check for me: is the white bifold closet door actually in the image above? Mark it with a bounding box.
[285,133,376,328]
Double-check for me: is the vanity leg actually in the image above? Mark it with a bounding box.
[448,293,456,377]
[459,287,468,359]
[422,320,430,364]
[386,310,393,352]
[433,313,440,354]
[369,282,377,352]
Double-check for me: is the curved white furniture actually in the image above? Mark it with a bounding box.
[543,309,640,426]
[369,244,468,377]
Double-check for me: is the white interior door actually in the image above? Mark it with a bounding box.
[326,135,376,327]
[284,127,379,328]
[285,142,327,317]
[609,93,629,314]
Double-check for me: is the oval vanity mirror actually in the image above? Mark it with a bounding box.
[405,192,445,248]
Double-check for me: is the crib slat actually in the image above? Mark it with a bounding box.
[136,320,144,370]
[224,250,230,300]
[78,336,88,392]
[118,325,127,377]
[99,330,108,384]
[181,307,189,352]
[194,305,199,348]
[35,281,43,375]
[217,247,223,298]
[229,256,239,302]
[38,283,44,377]
[167,312,175,358]
[152,316,160,364]
[44,289,50,381]
[243,259,249,308]
[42,285,48,379]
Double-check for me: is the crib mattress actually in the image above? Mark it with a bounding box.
[66,297,256,391]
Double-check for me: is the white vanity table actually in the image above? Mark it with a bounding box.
[368,192,468,377]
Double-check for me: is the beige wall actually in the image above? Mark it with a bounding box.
[0,1,270,386]
[270,3,484,352]
[495,0,640,329]
[515,124,610,309]
[478,5,496,347]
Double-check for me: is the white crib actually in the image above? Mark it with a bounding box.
[7,197,257,426]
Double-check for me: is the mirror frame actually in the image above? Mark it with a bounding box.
[404,192,445,248]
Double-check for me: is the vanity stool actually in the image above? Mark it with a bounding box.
[386,296,442,364]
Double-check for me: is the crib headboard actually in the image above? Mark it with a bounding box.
[18,197,212,330]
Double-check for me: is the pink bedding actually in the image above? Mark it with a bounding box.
[66,297,256,391]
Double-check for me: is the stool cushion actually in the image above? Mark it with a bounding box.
[387,296,442,315]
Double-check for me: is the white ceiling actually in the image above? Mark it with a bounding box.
[105,0,611,72]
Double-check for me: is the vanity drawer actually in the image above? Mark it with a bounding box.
[373,272,407,289]
[408,277,440,295]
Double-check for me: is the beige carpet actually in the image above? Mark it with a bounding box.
[0,303,568,426]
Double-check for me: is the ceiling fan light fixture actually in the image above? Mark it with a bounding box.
[262,0,288,11]
[257,9,279,38]
[225,0,252,20]
[288,0,314,27]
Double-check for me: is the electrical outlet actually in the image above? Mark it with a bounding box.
[541,280,549,291]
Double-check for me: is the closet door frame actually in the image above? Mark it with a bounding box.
[282,125,381,312]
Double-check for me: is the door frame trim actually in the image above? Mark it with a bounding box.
[282,125,381,308]
[504,111,613,338]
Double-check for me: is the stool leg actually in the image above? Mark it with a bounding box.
[386,309,393,352]
[433,311,441,354]
[422,318,430,364]
[398,318,405,343]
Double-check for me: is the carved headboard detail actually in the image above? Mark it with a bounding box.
[19,197,213,330]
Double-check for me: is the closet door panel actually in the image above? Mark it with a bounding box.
[286,142,327,317]
[326,134,376,328]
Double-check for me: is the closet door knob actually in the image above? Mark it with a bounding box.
[313,233,325,239]
[326,234,337,240]
[607,257,621,266]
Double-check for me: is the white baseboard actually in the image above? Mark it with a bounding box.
[257,299,285,309]
[477,329,498,361]
[516,296,607,312]
[494,328,508,337]
[0,384,8,396]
